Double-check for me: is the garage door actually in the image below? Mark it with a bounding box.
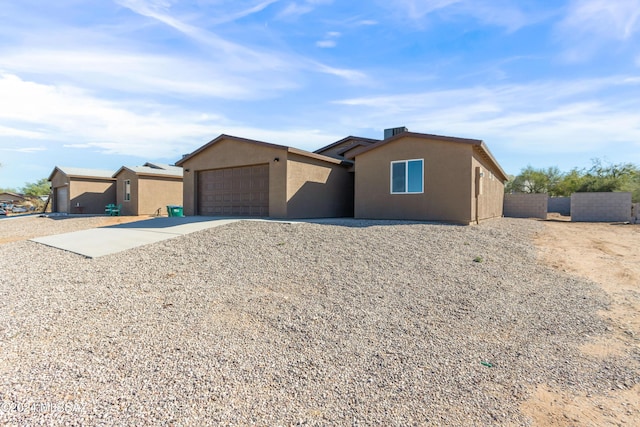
[55,187,68,213]
[197,164,269,216]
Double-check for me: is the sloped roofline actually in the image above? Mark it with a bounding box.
[48,166,116,182]
[112,165,183,178]
[313,136,381,155]
[175,134,351,167]
[346,131,508,182]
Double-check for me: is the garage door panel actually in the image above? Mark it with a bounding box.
[198,164,269,216]
[56,187,68,213]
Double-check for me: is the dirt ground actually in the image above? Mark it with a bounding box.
[0,215,150,245]
[523,215,640,426]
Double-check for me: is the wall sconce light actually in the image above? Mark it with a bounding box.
[274,157,280,162]
[184,168,190,172]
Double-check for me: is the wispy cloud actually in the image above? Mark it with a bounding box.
[334,76,640,157]
[560,0,640,40]
[0,73,217,158]
[0,72,344,158]
[386,0,536,31]
[316,31,340,48]
[209,0,281,26]
[2,49,296,100]
[0,146,47,153]
[117,0,364,81]
[276,0,333,20]
[557,0,640,61]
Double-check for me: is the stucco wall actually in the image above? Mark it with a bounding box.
[354,136,474,224]
[179,138,288,217]
[471,151,505,223]
[69,178,116,214]
[503,193,548,219]
[116,169,139,216]
[138,176,183,216]
[286,153,353,218]
[571,192,632,222]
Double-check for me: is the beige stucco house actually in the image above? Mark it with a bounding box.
[48,167,116,214]
[113,163,183,216]
[0,192,27,203]
[176,129,507,223]
[175,135,354,218]
[348,131,508,224]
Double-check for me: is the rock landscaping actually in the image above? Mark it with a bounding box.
[0,217,637,425]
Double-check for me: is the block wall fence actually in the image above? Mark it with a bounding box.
[503,193,548,219]
[570,192,632,222]
[547,197,571,215]
[504,192,634,222]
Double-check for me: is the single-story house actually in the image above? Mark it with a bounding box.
[175,135,354,218]
[113,163,183,216]
[176,128,507,224]
[0,191,27,203]
[347,131,508,224]
[48,167,116,214]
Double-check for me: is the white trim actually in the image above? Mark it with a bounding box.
[390,158,424,194]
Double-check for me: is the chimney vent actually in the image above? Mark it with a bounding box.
[384,127,408,139]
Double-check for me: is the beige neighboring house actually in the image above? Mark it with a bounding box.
[175,135,353,218]
[347,131,508,224]
[113,163,183,216]
[48,167,116,214]
[0,192,27,203]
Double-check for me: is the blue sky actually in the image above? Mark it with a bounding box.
[1,0,640,189]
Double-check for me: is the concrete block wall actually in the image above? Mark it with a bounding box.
[548,196,571,215]
[570,192,632,222]
[632,203,639,224]
[503,193,548,219]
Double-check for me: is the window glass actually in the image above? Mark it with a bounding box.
[392,162,406,193]
[407,160,423,193]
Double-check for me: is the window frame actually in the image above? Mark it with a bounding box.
[390,159,424,194]
[124,179,131,202]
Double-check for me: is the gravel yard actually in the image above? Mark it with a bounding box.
[0,216,637,425]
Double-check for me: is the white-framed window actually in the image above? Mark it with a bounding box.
[390,159,424,194]
[124,180,131,201]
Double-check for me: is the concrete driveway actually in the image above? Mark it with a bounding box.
[30,217,252,258]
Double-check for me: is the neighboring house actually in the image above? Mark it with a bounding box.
[48,167,116,214]
[0,192,26,203]
[113,163,183,216]
[175,135,354,218]
[347,131,508,224]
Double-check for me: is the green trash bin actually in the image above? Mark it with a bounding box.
[167,205,184,217]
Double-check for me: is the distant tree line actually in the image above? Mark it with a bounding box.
[1,178,51,197]
[505,159,640,202]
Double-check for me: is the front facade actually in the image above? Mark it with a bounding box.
[113,163,183,216]
[176,135,353,218]
[48,167,116,214]
[350,132,507,224]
